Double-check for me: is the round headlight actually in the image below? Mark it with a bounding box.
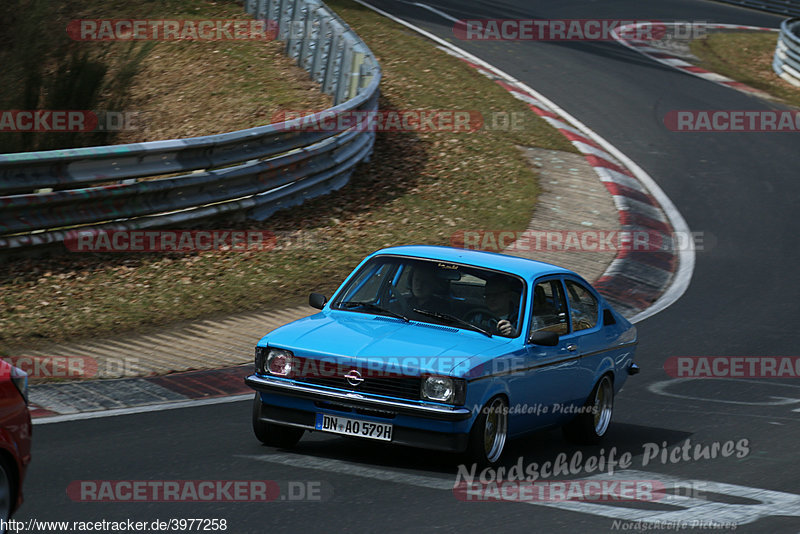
[422,376,454,402]
[267,348,295,377]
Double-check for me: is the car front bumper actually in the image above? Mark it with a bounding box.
[246,374,472,452]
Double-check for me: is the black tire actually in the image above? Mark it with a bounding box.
[562,374,614,445]
[252,393,304,448]
[465,396,508,467]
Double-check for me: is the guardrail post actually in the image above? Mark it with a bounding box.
[276,0,289,40]
[285,0,304,59]
[335,38,354,105]
[311,16,331,84]
[266,0,279,22]
[254,0,268,21]
[298,2,320,70]
[322,29,342,96]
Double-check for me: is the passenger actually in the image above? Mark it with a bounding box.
[407,266,452,316]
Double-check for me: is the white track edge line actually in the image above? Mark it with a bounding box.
[33,394,252,424]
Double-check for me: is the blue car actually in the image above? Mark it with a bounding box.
[246,245,638,465]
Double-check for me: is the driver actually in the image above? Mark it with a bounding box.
[484,276,521,337]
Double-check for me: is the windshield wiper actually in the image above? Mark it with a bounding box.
[412,308,492,337]
[339,301,410,322]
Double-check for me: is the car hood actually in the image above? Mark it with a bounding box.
[258,310,514,376]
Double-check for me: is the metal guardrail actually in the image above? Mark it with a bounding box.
[0,0,381,253]
[773,17,800,86]
[712,0,800,17]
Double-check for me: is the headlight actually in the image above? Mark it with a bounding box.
[421,376,466,405]
[265,348,296,377]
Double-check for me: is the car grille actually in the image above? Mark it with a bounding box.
[292,357,421,401]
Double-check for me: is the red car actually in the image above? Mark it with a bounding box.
[0,360,31,520]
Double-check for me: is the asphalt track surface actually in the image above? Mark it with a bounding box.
[17,1,800,532]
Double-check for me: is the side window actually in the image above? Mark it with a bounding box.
[565,280,599,331]
[342,262,396,303]
[530,280,569,336]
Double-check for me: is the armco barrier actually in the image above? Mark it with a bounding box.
[0,0,380,255]
[773,17,800,86]
[712,0,800,17]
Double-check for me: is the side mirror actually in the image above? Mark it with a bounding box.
[309,293,327,310]
[529,330,559,346]
[603,309,616,326]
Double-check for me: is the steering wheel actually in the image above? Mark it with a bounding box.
[463,308,500,331]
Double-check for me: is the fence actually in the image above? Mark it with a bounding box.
[773,17,800,85]
[0,0,381,256]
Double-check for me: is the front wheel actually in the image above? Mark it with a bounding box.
[562,375,614,445]
[465,396,508,466]
[252,393,304,448]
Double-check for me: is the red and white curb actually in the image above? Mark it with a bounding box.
[612,22,779,98]
[31,365,253,422]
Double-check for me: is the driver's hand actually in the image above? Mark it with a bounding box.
[496,319,513,336]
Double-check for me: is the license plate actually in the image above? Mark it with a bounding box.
[315,413,393,442]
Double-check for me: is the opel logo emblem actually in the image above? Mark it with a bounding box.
[344,369,364,386]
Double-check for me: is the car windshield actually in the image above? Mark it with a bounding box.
[332,255,525,337]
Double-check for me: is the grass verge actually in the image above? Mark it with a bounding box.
[0,0,330,153]
[690,31,800,107]
[0,0,576,350]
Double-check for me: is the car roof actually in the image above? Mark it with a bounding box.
[368,245,575,282]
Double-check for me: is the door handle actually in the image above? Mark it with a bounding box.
[566,344,578,352]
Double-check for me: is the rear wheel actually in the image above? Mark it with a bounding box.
[252,393,304,448]
[465,396,508,466]
[563,375,614,445]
